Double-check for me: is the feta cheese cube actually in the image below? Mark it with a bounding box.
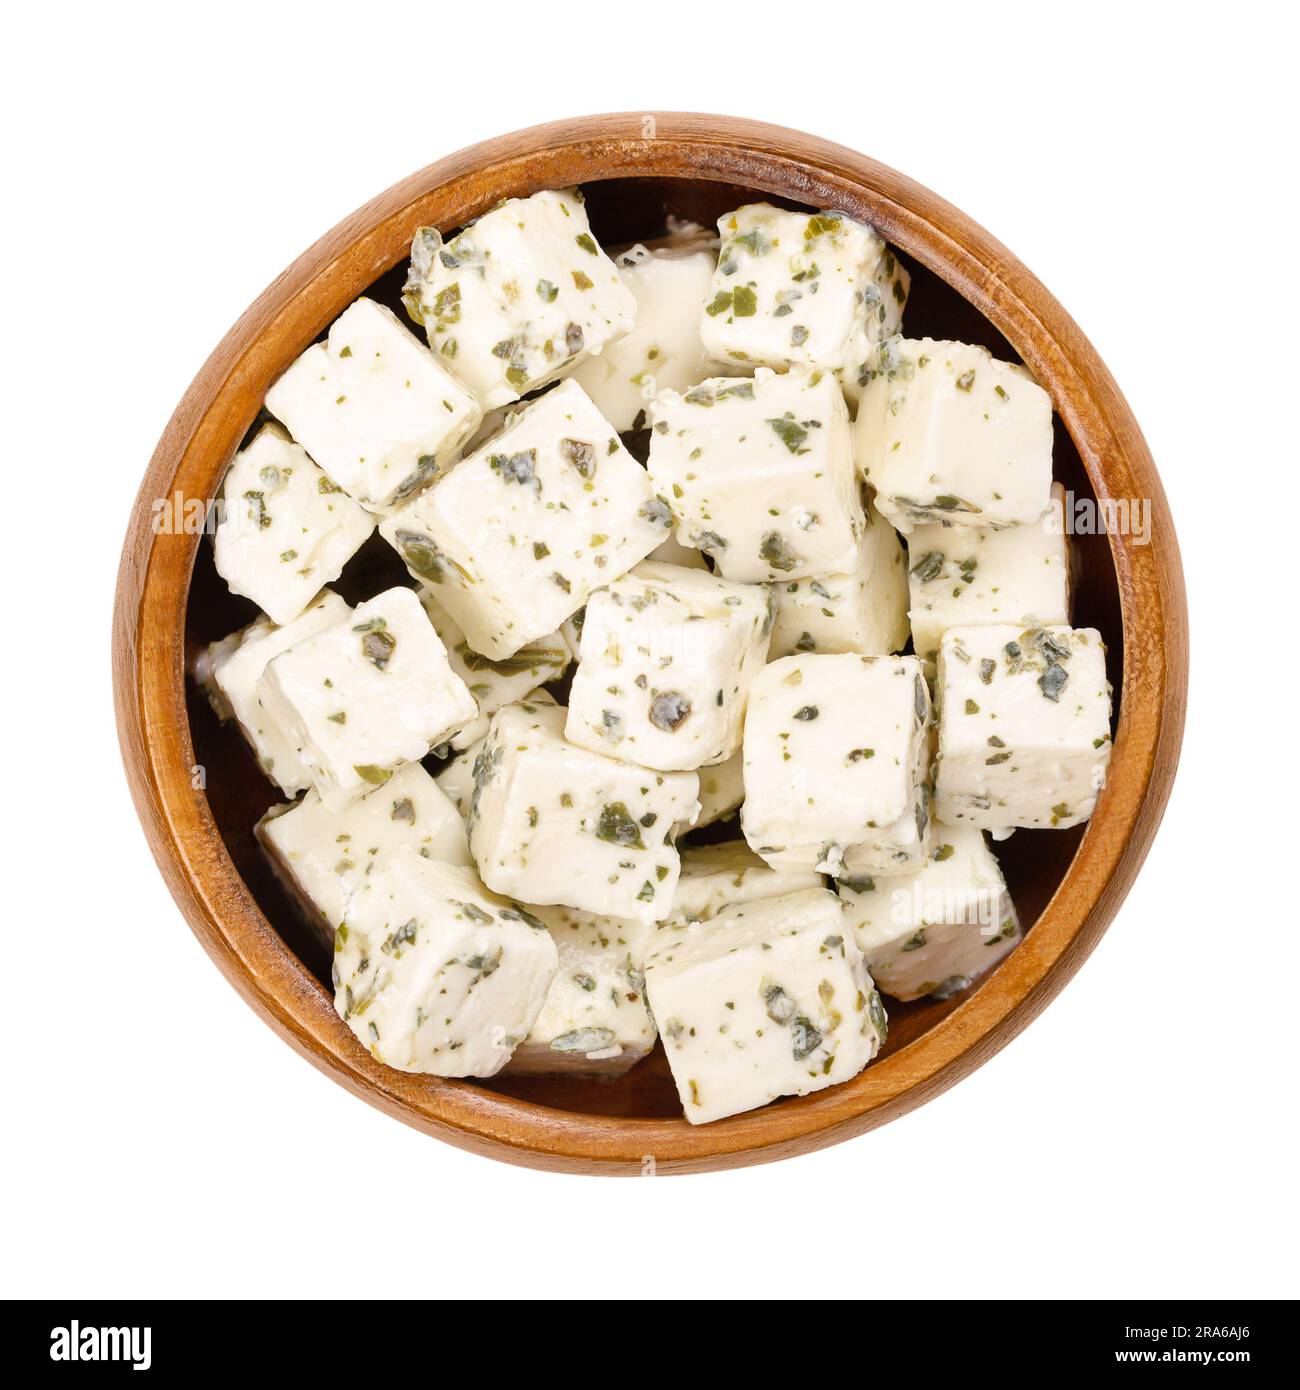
[855,337,1053,533]
[646,531,709,570]
[907,483,1071,663]
[332,851,557,1077]
[401,189,636,408]
[692,750,745,829]
[671,841,823,922]
[842,250,912,409]
[265,297,481,513]
[565,561,772,771]
[256,762,471,944]
[434,689,557,815]
[507,906,657,1076]
[195,590,350,795]
[648,367,864,581]
[257,586,476,810]
[838,824,1020,1001]
[571,241,724,431]
[213,423,374,624]
[379,380,669,659]
[417,588,569,750]
[467,701,699,924]
[742,653,933,878]
[645,888,887,1124]
[435,739,481,818]
[699,204,908,389]
[767,495,909,658]
[934,624,1112,831]
[559,607,586,661]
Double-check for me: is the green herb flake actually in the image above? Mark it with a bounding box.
[354,764,392,787]
[766,415,809,453]
[595,801,646,850]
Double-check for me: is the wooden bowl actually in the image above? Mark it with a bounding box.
[113,113,1187,1174]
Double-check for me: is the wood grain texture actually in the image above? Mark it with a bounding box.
[113,113,1188,1174]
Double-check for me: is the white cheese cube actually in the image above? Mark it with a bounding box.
[671,841,823,922]
[379,380,669,659]
[559,608,586,661]
[855,337,1053,533]
[699,204,908,390]
[693,750,746,829]
[467,701,699,924]
[196,590,350,795]
[565,561,772,771]
[264,297,481,513]
[434,689,557,815]
[508,907,657,1076]
[257,587,476,810]
[934,624,1112,831]
[434,737,482,818]
[646,531,709,570]
[213,423,374,624]
[571,242,720,431]
[843,250,912,409]
[333,851,557,1077]
[742,653,933,878]
[417,588,569,750]
[645,888,886,1124]
[838,824,1020,1001]
[767,496,909,659]
[648,367,864,581]
[256,763,470,944]
[907,483,1071,663]
[401,189,636,408]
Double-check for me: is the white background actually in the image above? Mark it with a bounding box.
[3,0,1294,1300]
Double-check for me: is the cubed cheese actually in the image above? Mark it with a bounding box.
[842,251,912,409]
[256,762,470,944]
[907,482,1071,663]
[213,423,374,624]
[195,590,350,795]
[671,841,823,922]
[379,379,669,659]
[434,737,481,818]
[257,587,476,810]
[571,241,722,431]
[332,851,557,1077]
[838,824,1020,1001]
[742,653,933,878]
[645,888,887,1124]
[467,701,699,924]
[264,297,481,513]
[648,367,864,581]
[565,561,772,771]
[401,189,636,408]
[855,337,1053,532]
[767,495,909,658]
[507,906,657,1076]
[434,689,557,815]
[699,204,908,391]
[417,588,569,750]
[646,531,709,570]
[934,624,1112,831]
[692,750,745,829]
[560,607,586,661]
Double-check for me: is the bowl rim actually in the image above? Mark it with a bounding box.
[113,112,1188,1174]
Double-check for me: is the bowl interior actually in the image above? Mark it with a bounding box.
[184,173,1123,1122]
